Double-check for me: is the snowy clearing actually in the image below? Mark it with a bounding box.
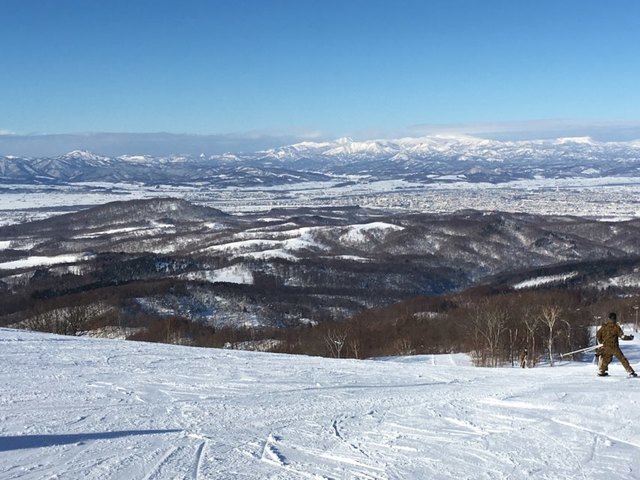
[74,227,147,239]
[181,266,254,285]
[513,272,579,290]
[595,269,640,289]
[1,328,640,479]
[201,226,328,260]
[0,253,94,271]
[339,222,404,244]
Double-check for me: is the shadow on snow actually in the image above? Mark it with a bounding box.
[0,429,181,452]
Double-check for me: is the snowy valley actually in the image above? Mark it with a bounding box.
[2,134,640,226]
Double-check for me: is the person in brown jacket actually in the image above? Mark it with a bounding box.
[596,312,637,377]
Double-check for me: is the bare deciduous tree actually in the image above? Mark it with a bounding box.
[324,329,348,358]
[394,338,413,356]
[24,304,97,336]
[523,307,540,367]
[348,337,361,359]
[541,305,561,367]
[508,327,519,367]
[472,303,507,367]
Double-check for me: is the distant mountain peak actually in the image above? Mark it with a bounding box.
[553,136,595,145]
[60,150,108,161]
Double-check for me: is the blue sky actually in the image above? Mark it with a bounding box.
[2,0,640,150]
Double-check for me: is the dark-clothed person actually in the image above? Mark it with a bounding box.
[520,349,528,368]
[596,312,637,377]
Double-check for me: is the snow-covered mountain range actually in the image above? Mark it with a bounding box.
[2,135,640,185]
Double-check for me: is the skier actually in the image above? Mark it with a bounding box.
[596,312,637,377]
[519,348,528,368]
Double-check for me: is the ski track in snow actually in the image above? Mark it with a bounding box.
[1,328,640,479]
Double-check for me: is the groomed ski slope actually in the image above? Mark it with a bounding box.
[1,328,639,480]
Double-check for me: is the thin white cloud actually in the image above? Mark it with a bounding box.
[406,119,640,142]
[228,128,326,141]
[0,131,330,157]
[0,129,16,136]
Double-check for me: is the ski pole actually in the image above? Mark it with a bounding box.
[559,344,602,358]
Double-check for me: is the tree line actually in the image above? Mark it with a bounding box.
[4,277,638,367]
[97,287,640,366]
[267,287,638,366]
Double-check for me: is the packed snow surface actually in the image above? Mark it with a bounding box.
[1,328,640,479]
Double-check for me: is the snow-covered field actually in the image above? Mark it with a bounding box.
[2,177,640,227]
[2,330,640,479]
